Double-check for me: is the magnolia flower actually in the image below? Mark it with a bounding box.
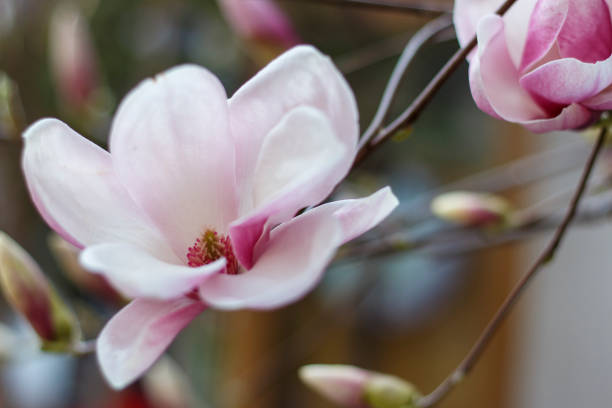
[22,45,398,388]
[454,0,612,132]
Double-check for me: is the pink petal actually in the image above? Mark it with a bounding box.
[97,297,205,389]
[475,15,548,122]
[110,65,238,259]
[22,119,166,251]
[520,0,568,71]
[228,45,358,194]
[521,103,595,133]
[311,187,399,245]
[201,204,343,310]
[520,55,612,104]
[229,107,347,269]
[454,0,537,64]
[582,84,612,109]
[468,58,502,119]
[80,243,225,300]
[200,187,397,310]
[557,0,612,62]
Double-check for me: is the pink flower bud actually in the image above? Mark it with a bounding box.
[300,364,421,408]
[218,0,300,53]
[0,232,80,351]
[299,364,372,407]
[49,4,98,110]
[431,191,512,227]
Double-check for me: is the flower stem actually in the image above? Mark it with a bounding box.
[417,126,608,407]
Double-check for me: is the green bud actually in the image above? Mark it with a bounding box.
[364,374,421,408]
[0,72,25,140]
[0,232,81,352]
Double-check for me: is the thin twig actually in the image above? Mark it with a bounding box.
[284,0,452,15]
[359,15,453,149]
[417,127,608,407]
[354,0,520,165]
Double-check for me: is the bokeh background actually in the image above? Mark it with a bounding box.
[0,0,607,407]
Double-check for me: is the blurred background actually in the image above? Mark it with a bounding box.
[0,0,608,407]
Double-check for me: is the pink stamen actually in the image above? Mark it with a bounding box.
[187,229,240,275]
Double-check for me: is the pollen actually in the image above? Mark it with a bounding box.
[187,229,240,275]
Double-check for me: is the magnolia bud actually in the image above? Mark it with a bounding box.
[300,364,421,408]
[0,232,80,351]
[430,191,512,227]
[218,0,300,63]
[300,364,372,408]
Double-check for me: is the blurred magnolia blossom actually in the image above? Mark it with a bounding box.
[300,364,421,408]
[218,0,300,63]
[48,233,122,304]
[22,45,398,389]
[49,3,99,110]
[430,191,512,227]
[0,232,80,352]
[454,0,612,132]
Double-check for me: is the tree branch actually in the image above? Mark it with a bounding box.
[417,127,608,407]
[354,0,520,165]
[284,0,452,15]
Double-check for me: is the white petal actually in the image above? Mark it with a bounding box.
[228,106,347,268]
[229,45,358,195]
[22,118,166,251]
[110,64,238,258]
[80,243,225,300]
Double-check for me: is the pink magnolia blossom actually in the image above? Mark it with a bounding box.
[21,45,398,388]
[454,0,612,132]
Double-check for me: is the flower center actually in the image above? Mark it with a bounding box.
[187,229,240,275]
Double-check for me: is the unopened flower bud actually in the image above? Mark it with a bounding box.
[300,364,372,408]
[49,4,99,110]
[430,191,512,227]
[300,364,421,408]
[218,0,300,63]
[0,72,25,140]
[0,232,80,351]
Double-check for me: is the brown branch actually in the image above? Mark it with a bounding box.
[359,14,453,149]
[283,0,452,15]
[354,0,520,165]
[417,127,608,407]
